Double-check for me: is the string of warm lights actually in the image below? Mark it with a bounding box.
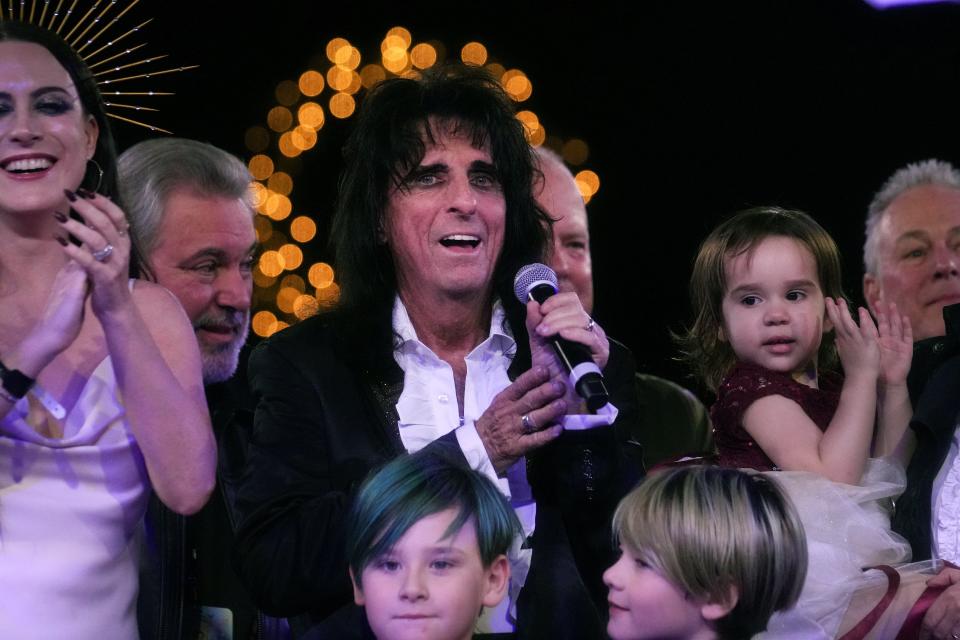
[245,27,601,338]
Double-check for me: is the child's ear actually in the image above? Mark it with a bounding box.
[350,567,366,606]
[700,585,738,622]
[480,555,511,608]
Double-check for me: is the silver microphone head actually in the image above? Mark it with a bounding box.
[513,263,558,302]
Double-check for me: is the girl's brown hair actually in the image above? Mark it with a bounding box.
[677,206,845,391]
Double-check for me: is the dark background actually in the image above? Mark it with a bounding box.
[115,0,960,396]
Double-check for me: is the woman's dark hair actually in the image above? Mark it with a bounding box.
[0,20,144,277]
[329,63,550,364]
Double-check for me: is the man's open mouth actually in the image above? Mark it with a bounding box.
[439,234,480,248]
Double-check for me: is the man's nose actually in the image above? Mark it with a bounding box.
[932,244,960,280]
[216,267,252,310]
[447,176,478,215]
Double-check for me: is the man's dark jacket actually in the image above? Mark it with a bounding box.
[231,311,640,633]
[892,304,960,560]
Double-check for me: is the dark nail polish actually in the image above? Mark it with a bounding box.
[76,188,95,199]
[54,235,69,246]
[63,189,77,202]
[53,211,68,223]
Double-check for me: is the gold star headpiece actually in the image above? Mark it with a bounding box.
[0,0,196,133]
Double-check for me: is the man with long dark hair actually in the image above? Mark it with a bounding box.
[233,65,637,637]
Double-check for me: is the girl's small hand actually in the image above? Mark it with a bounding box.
[526,294,609,411]
[54,190,132,320]
[825,297,880,380]
[875,300,913,387]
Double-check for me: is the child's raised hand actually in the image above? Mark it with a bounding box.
[825,297,881,381]
[876,300,913,387]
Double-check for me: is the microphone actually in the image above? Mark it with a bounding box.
[514,263,610,412]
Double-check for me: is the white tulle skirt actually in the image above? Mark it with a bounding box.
[755,459,942,639]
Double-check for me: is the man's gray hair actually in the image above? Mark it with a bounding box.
[117,138,254,257]
[864,159,960,274]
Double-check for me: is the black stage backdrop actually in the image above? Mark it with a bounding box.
[114,0,960,399]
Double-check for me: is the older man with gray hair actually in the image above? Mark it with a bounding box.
[863,159,960,341]
[119,138,257,384]
[863,159,960,639]
[118,138,269,639]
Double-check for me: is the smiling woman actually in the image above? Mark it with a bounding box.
[0,21,215,639]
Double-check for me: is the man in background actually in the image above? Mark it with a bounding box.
[534,147,712,469]
[119,138,274,639]
[862,159,960,639]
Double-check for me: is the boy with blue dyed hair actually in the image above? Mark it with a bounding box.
[305,449,521,640]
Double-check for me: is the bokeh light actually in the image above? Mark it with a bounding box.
[290,216,317,243]
[293,294,319,320]
[267,106,293,133]
[315,282,341,308]
[252,310,279,337]
[410,43,437,69]
[265,193,293,220]
[276,286,301,313]
[360,64,386,88]
[461,42,487,66]
[278,132,301,158]
[329,92,356,119]
[501,69,532,102]
[327,66,353,92]
[308,262,335,288]
[248,155,274,181]
[299,70,325,96]
[259,251,286,277]
[298,102,325,130]
[385,26,412,48]
[267,171,293,196]
[275,80,300,106]
[291,126,318,151]
[562,139,590,165]
[326,37,351,63]
[278,243,304,270]
[575,170,600,203]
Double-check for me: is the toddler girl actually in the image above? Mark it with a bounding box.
[679,207,934,638]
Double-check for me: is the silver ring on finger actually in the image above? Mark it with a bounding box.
[585,316,596,332]
[92,244,114,262]
[521,414,537,434]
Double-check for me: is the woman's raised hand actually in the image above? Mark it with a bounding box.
[54,189,132,319]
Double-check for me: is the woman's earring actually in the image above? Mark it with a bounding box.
[86,158,104,194]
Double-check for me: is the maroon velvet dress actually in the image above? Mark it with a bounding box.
[711,361,841,471]
[710,362,935,639]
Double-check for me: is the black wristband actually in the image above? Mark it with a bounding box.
[0,358,35,399]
